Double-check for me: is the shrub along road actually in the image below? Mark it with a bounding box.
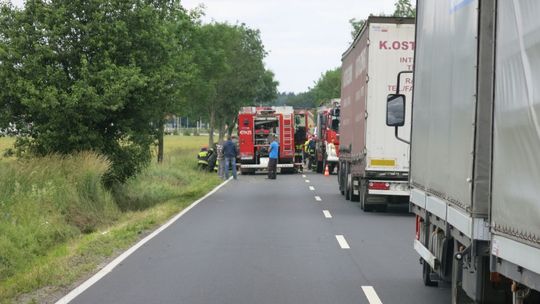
[61,172,450,304]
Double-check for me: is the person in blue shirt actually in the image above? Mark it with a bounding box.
[268,135,279,179]
[222,136,237,180]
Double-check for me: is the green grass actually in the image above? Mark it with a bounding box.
[0,137,15,161]
[0,135,221,304]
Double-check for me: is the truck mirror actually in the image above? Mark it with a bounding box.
[386,94,406,127]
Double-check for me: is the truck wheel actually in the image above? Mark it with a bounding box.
[360,180,366,210]
[423,261,438,287]
[351,177,360,202]
[360,180,376,211]
[316,160,323,173]
[345,173,352,200]
[339,162,346,195]
[376,204,388,212]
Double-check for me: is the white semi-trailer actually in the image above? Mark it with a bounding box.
[387,0,540,303]
[338,16,415,211]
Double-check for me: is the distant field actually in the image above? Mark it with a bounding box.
[0,135,222,303]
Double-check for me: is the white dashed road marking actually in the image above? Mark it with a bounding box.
[309,186,315,191]
[335,235,350,249]
[315,196,322,201]
[362,286,383,304]
[302,174,306,178]
[323,210,332,218]
[305,180,310,183]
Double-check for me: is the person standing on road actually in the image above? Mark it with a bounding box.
[222,136,238,180]
[216,140,224,178]
[268,135,279,179]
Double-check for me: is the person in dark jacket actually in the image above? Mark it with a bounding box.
[222,136,237,180]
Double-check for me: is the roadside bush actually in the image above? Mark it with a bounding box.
[113,143,219,211]
[0,136,222,302]
[0,152,119,280]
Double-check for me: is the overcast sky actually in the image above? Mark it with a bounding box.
[183,0,397,93]
[10,0,397,93]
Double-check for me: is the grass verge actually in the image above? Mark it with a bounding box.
[0,135,221,304]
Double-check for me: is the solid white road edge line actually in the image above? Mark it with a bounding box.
[55,178,232,304]
[361,286,383,304]
[315,196,322,201]
[323,210,332,218]
[336,235,350,249]
[309,186,315,191]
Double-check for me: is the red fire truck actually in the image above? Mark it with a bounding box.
[314,99,340,174]
[237,106,297,174]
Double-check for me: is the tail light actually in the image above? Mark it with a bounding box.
[368,182,390,190]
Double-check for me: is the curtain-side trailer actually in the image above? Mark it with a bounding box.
[389,1,540,302]
[338,16,415,211]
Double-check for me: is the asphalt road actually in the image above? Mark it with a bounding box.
[67,171,450,304]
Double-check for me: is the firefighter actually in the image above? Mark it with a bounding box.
[305,136,316,169]
[303,136,311,167]
[197,146,218,172]
[197,146,209,170]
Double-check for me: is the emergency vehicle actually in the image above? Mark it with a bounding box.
[237,106,298,174]
[314,99,340,174]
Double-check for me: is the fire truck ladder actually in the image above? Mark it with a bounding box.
[282,114,294,155]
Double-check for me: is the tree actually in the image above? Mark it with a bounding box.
[349,0,415,39]
[349,18,366,40]
[0,0,197,184]
[271,67,340,109]
[394,0,416,17]
[311,68,341,104]
[188,22,277,146]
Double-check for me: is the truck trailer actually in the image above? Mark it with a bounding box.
[338,16,415,211]
[237,106,297,174]
[388,0,540,302]
[314,99,340,174]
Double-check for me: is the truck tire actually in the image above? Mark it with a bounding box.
[375,204,387,212]
[339,162,346,195]
[360,181,365,210]
[351,177,360,202]
[345,173,352,200]
[423,261,438,287]
[360,180,375,211]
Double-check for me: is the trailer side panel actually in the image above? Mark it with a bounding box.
[411,0,478,211]
[492,0,540,257]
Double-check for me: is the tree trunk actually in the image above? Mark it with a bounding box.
[157,120,164,163]
[227,116,238,137]
[218,124,226,143]
[208,108,215,147]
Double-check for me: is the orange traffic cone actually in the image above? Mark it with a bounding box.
[324,164,330,176]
